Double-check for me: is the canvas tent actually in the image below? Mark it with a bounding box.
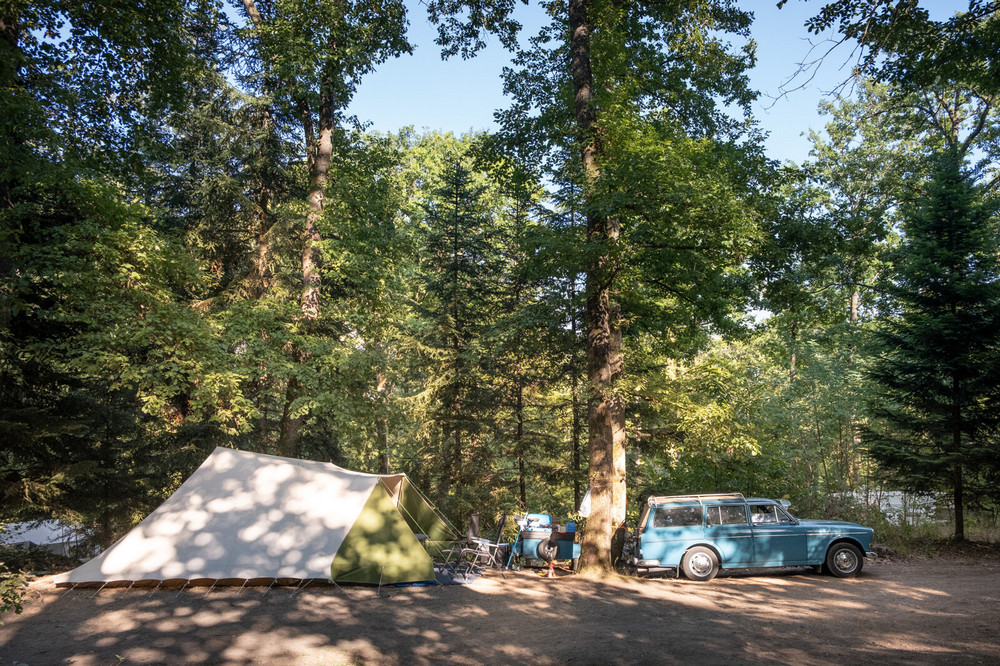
[52,447,457,587]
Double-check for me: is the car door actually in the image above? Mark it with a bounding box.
[640,504,704,566]
[748,503,808,566]
[704,503,754,566]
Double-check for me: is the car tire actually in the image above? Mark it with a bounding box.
[825,543,863,578]
[681,546,719,581]
[537,538,559,562]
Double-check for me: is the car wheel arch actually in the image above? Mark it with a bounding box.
[672,543,724,566]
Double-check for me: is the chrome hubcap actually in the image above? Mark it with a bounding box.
[834,549,858,572]
[690,553,712,576]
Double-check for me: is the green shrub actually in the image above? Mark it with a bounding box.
[0,545,79,575]
[1,563,26,622]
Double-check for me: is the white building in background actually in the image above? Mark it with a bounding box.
[837,490,947,525]
[0,521,87,556]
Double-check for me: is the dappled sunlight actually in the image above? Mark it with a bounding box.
[6,560,998,664]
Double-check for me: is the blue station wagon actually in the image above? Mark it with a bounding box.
[630,493,876,581]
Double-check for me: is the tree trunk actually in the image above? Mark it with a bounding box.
[952,370,965,540]
[277,376,302,458]
[953,461,965,540]
[516,367,527,508]
[377,415,390,473]
[610,302,625,528]
[298,91,332,321]
[570,272,583,510]
[570,0,623,574]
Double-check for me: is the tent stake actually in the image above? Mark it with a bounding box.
[88,582,108,599]
[263,579,276,597]
[290,579,310,597]
[175,580,190,597]
[236,579,248,596]
[146,580,163,597]
[202,579,219,598]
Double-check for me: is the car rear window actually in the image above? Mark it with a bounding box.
[651,505,703,527]
[706,505,748,526]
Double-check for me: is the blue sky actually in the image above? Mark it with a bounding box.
[346,1,864,165]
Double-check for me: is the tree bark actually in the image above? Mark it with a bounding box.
[571,0,624,575]
[298,92,331,321]
[277,375,302,458]
[570,271,583,510]
[952,369,965,540]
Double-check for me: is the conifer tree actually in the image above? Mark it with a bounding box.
[865,152,1000,540]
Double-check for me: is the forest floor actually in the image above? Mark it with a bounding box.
[2,548,999,665]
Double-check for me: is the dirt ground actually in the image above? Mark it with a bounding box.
[2,556,999,666]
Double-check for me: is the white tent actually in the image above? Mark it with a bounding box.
[52,447,456,586]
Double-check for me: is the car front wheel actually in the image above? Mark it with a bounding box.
[825,543,863,578]
[681,546,719,581]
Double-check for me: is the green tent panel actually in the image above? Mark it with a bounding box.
[330,482,436,584]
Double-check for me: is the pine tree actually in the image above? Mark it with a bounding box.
[865,152,1000,540]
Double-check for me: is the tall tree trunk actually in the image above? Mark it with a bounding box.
[277,375,302,458]
[377,415,390,473]
[516,368,527,508]
[610,302,625,528]
[952,370,965,540]
[789,317,798,382]
[570,272,583,510]
[298,91,332,321]
[571,0,623,574]
[375,370,391,473]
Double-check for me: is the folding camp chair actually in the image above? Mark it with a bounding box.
[440,513,481,568]
[450,514,509,574]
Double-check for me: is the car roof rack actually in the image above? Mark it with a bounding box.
[646,493,746,506]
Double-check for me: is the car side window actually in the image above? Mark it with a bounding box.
[750,504,794,524]
[706,505,748,526]
[652,505,702,527]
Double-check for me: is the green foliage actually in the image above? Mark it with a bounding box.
[238,0,412,111]
[626,338,782,510]
[0,563,25,621]
[804,0,1000,94]
[0,543,77,576]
